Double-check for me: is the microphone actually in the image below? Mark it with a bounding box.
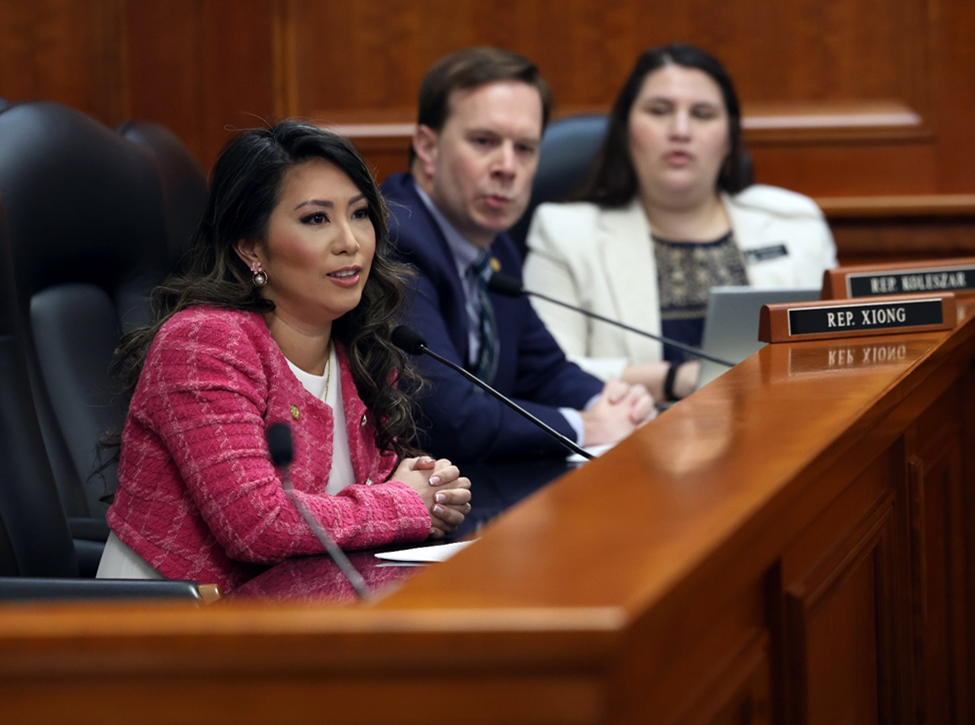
[391,326,595,461]
[488,273,735,368]
[266,422,370,599]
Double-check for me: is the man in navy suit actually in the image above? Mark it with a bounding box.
[382,47,654,462]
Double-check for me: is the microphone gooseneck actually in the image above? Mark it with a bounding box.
[487,273,735,368]
[391,326,594,461]
[266,422,370,599]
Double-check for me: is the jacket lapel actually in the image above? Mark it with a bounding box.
[395,178,471,360]
[597,201,662,361]
[723,192,793,287]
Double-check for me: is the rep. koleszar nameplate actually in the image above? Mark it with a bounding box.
[822,257,975,300]
[758,293,956,343]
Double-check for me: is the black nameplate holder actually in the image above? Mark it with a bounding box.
[823,257,975,300]
[759,293,956,343]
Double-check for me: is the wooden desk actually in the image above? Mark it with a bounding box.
[2,307,973,724]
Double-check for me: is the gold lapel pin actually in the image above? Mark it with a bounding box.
[290,404,300,421]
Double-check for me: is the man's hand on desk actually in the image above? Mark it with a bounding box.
[580,379,656,447]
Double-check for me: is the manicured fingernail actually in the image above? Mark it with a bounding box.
[429,476,441,485]
[433,505,444,516]
[435,492,446,503]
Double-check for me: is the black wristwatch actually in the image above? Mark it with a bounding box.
[663,362,680,401]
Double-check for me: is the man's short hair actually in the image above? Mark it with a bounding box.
[410,47,552,163]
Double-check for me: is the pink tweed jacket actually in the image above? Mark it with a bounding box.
[107,306,431,592]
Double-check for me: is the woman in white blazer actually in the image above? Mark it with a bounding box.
[525,43,836,402]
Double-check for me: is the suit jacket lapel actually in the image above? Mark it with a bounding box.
[396,178,471,360]
[596,200,661,362]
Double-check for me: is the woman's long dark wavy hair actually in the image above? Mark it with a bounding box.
[112,120,423,459]
[573,42,749,207]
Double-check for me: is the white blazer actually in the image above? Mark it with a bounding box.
[523,185,838,380]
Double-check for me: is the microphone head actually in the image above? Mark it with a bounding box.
[266,422,294,468]
[391,326,427,356]
[486,273,524,298]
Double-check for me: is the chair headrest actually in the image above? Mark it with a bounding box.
[0,102,170,305]
[117,119,208,269]
[508,114,609,255]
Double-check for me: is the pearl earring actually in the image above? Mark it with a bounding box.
[250,261,268,287]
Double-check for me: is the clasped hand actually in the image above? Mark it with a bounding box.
[393,456,472,539]
[580,379,656,448]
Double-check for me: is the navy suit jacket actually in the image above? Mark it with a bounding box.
[381,173,603,461]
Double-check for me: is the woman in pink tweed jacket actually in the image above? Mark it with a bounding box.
[99,122,472,592]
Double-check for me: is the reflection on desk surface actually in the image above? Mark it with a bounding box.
[760,335,940,381]
[227,455,571,603]
[227,549,417,603]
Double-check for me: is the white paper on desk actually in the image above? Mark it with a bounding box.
[374,540,477,563]
[567,443,613,464]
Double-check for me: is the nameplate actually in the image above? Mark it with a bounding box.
[758,293,956,343]
[743,244,788,264]
[822,257,975,299]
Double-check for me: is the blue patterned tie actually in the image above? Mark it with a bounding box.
[471,251,499,384]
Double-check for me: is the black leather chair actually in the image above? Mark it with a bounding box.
[0,101,174,574]
[0,200,78,578]
[0,195,202,601]
[117,119,208,271]
[508,114,609,257]
[0,577,203,600]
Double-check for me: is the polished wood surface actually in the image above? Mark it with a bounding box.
[1,303,972,723]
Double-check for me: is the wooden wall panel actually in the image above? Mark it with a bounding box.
[125,0,275,171]
[775,444,909,724]
[0,0,125,121]
[963,364,975,725]
[908,390,968,724]
[124,1,206,158]
[828,216,975,265]
[284,0,930,117]
[753,144,939,198]
[0,0,971,253]
[784,501,901,724]
[933,0,975,191]
[277,0,971,206]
